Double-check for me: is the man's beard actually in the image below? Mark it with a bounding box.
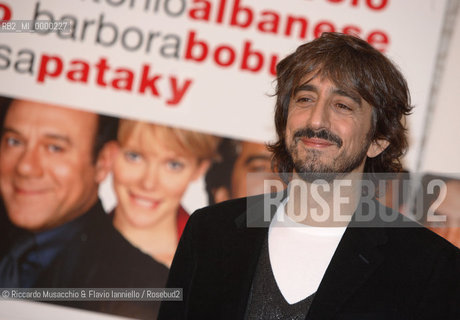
[287,127,372,183]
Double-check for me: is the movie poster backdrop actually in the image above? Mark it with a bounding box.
[0,0,455,318]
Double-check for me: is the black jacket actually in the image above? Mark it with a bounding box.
[159,194,460,320]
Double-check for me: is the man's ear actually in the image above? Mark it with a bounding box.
[213,186,231,204]
[367,139,390,158]
[95,141,119,183]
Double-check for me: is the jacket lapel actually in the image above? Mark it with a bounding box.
[221,193,283,319]
[217,193,388,320]
[307,201,389,320]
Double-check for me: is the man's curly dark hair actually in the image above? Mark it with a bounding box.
[268,32,413,182]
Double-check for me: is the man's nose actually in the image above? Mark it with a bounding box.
[16,146,44,178]
[307,99,331,130]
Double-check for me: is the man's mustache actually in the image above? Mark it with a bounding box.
[293,127,343,148]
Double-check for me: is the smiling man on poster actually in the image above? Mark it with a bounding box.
[0,99,116,290]
[0,99,169,319]
[159,33,460,319]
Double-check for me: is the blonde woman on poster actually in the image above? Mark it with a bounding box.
[109,120,219,267]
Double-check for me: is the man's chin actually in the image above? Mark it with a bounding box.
[295,171,339,183]
[7,207,55,231]
[292,159,338,182]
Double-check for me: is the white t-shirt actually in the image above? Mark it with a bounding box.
[268,198,346,304]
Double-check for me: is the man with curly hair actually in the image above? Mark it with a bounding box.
[159,33,460,320]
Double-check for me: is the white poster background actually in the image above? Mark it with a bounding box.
[0,0,449,210]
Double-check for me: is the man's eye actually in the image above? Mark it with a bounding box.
[167,160,185,171]
[248,164,271,173]
[336,103,352,111]
[47,144,64,153]
[296,97,312,103]
[124,151,142,162]
[5,137,21,147]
